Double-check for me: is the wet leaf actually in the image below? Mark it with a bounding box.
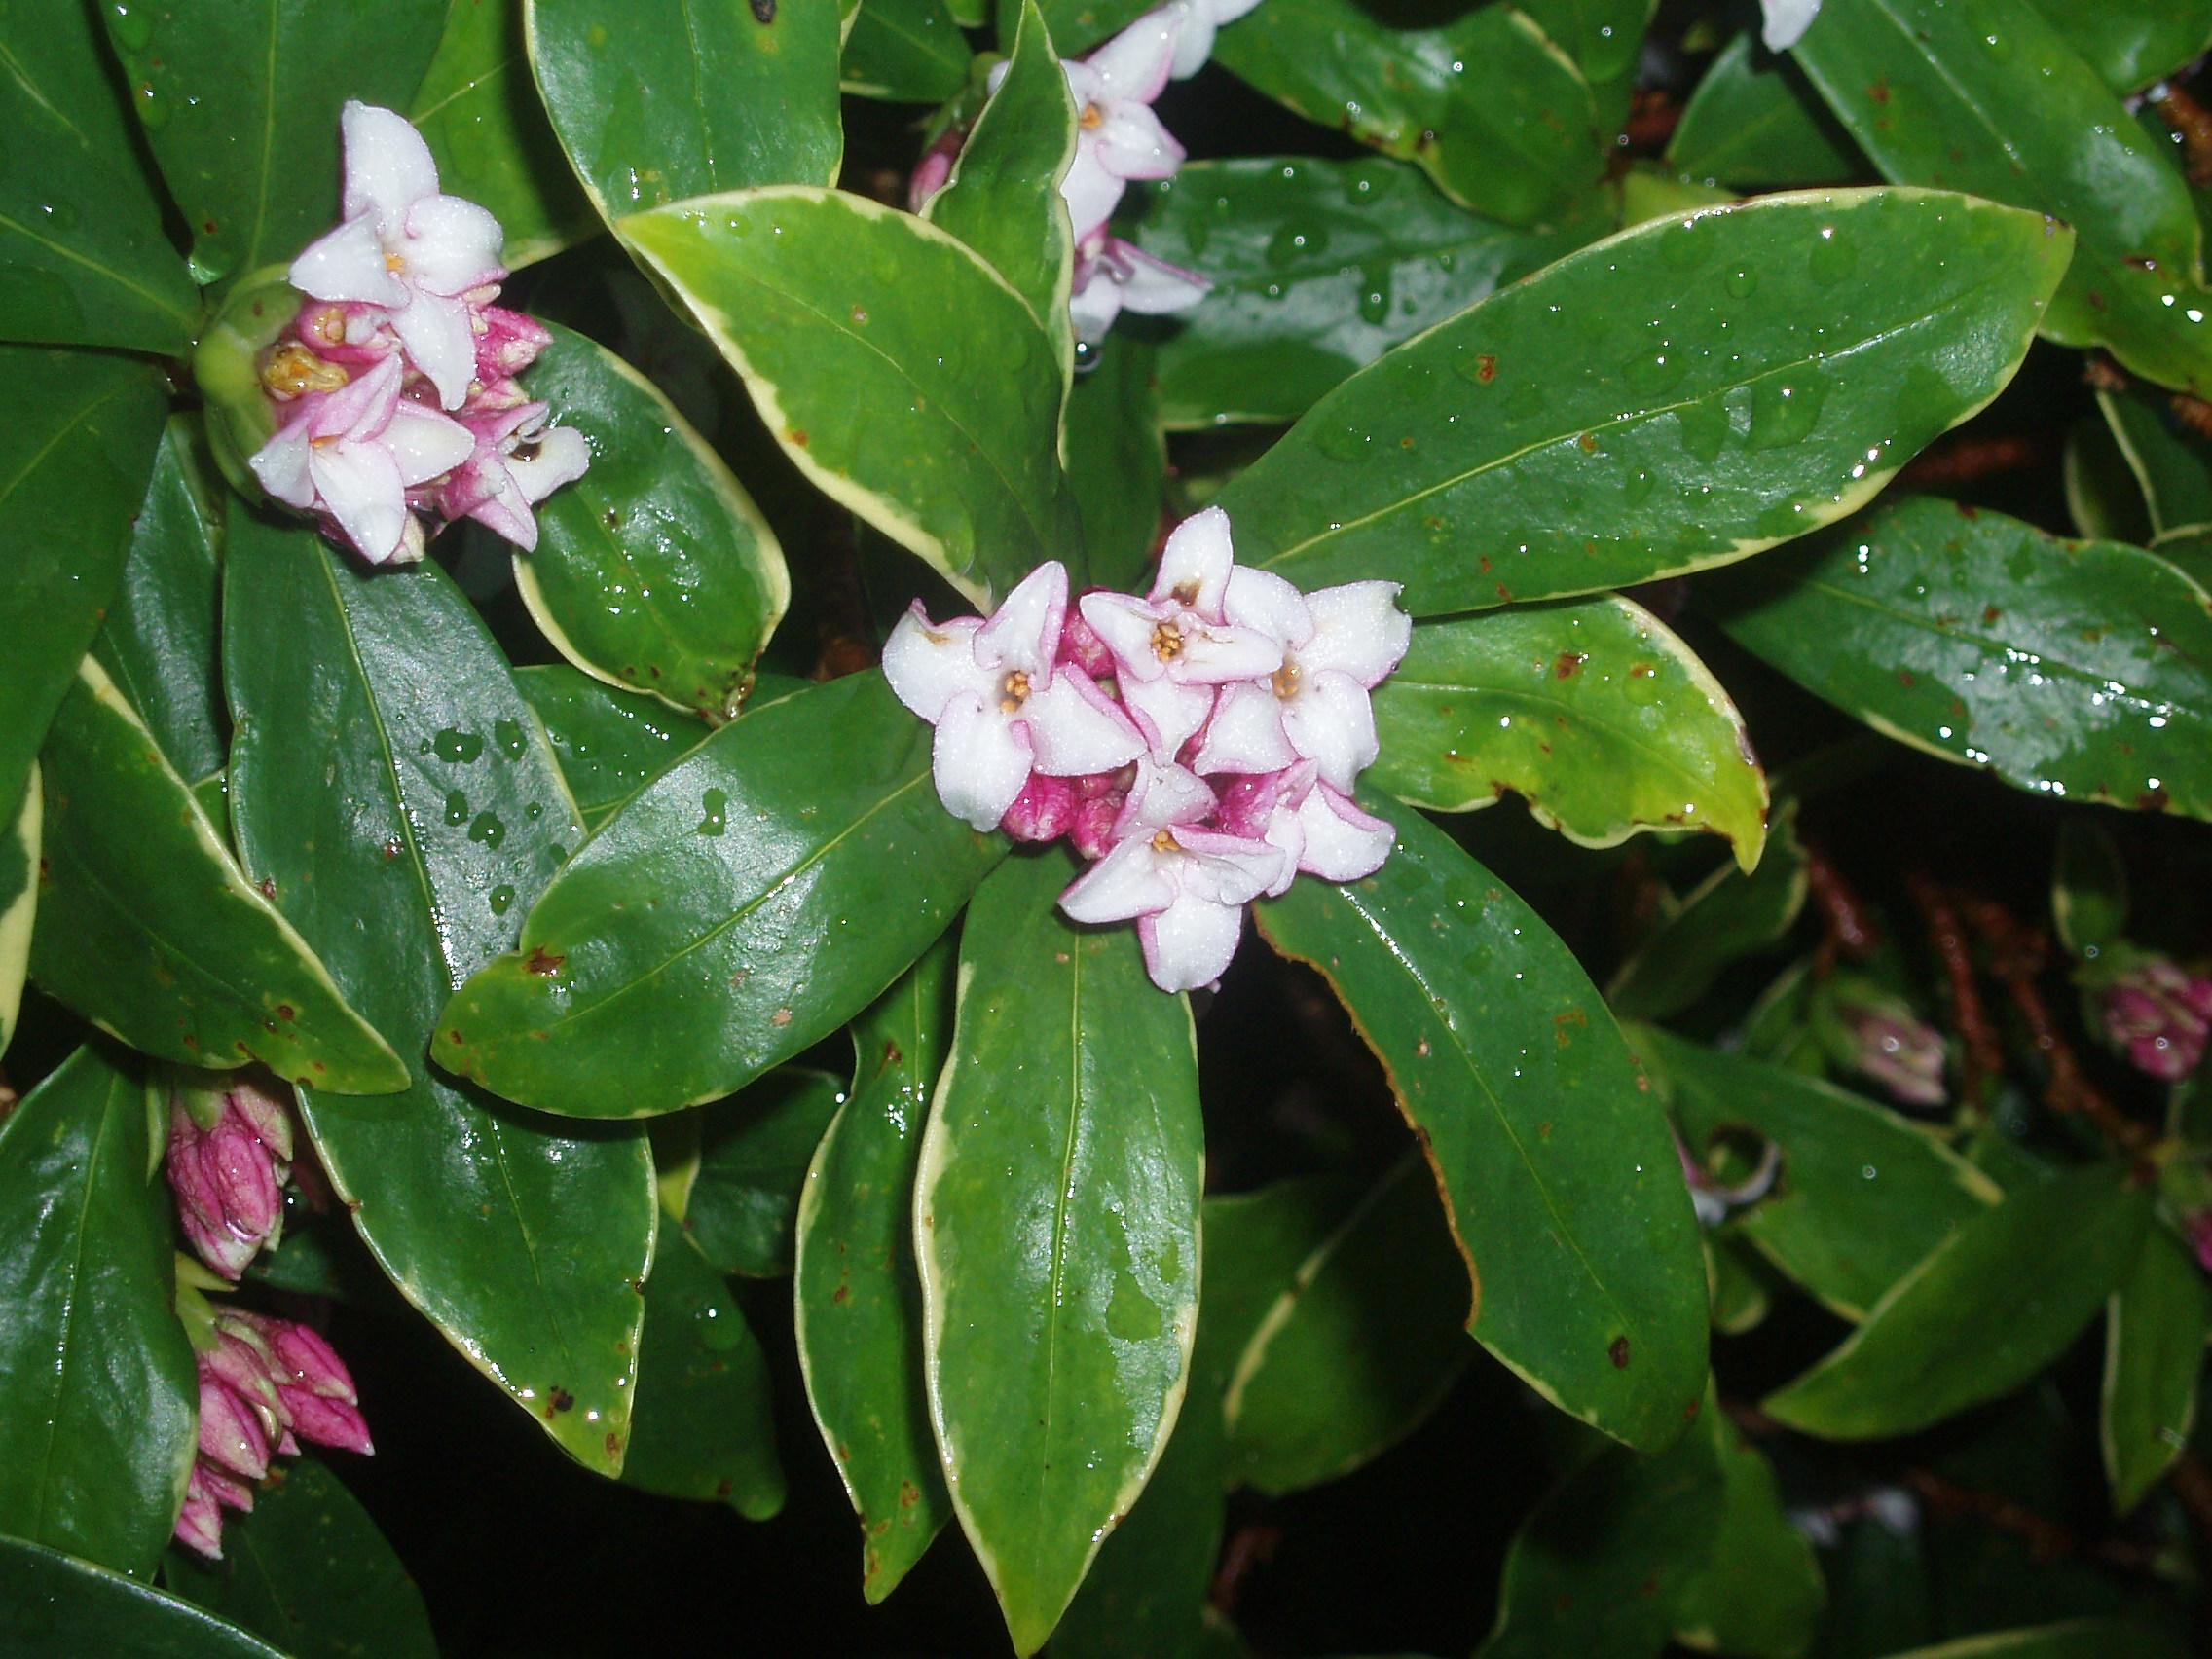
[1665,32,1861,189]
[2100,1228,2211,1514]
[514,662,708,830]
[1607,811,1808,1022]
[2024,0,2212,95]
[684,1066,845,1277]
[0,768,37,1056]
[1064,333,1165,591]
[843,0,973,103]
[0,1537,284,1657]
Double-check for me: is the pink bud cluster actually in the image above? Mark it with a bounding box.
[166,1080,293,1280]
[176,1309,372,1561]
[247,102,586,566]
[884,507,1409,993]
[2098,956,2212,1081]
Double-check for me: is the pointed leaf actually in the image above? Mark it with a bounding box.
[1020,0,1148,55]
[1709,497,2212,823]
[1253,792,1709,1453]
[1606,810,1809,1022]
[1763,1163,2150,1440]
[1517,0,1652,84]
[224,509,655,1475]
[1371,595,1767,871]
[2094,384,2212,540]
[514,322,791,719]
[1670,1414,1825,1658]
[684,1066,844,1277]
[1664,32,1861,189]
[0,1537,284,1658]
[101,0,446,287]
[0,1048,197,1577]
[1212,189,2069,616]
[525,0,841,222]
[842,0,973,103]
[2100,1228,2211,1514]
[0,0,197,353]
[917,849,1203,1656]
[514,662,708,830]
[621,187,1084,607]
[794,941,956,1603]
[2027,0,2212,93]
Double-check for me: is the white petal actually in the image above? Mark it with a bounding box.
[1208,0,1265,21]
[1061,140,1127,243]
[1166,2,1215,79]
[508,424,592,503]
[289,216,406,307]
[318,354,402,443]
[1282,669,1380,793]
[388,290,480,411]
[340,102,440,240]
[882,607,990,724]
[1302,581,1411,687]
[1060,837,1175,925]
[1087,11,1179,102]
[1222,565,1313,650]
[1138,889,1244,992]
[1153,505,1235,617]
[1120,757,1216,834]
[248,420,316,509]
[933,693,1032,831]
[1079,590,1169,682]
[383,402,476,488]
[1760,0,1822,51]
[400,195,506,296]
[1173,828,1287,906]
[1069,263,1125,348]
[1297,786,1394,882]
[1192,681,1297,775]
[974,559,1067,678]
[1172,618,1282,684]
[310,442,409,565]
[1022,673,1144,776]
[1095,100,1185,181]
[465,463,539,550]
[1111,241,1210,315]
[1119,670,1215,761]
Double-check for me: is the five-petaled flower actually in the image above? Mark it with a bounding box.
[1057,12,1186,240]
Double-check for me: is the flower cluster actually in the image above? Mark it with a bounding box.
[164,1077,372,1560]
[1812,977,1949,1108]
[2096,955,2212,1081]
[246,102,587,565]
[884,508,1409,993]
[918,2,1261,348]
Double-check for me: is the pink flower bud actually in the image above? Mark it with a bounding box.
[1057,601,1119,680]
[474,303,551,386]
[1070,791,1127,861]
[2100,958,2212,1081]
[1001,774,1080,843]
[197,1371,273,1483]
[1842,1005,1948,1107]
[283,1391,376,1457]
[168,1092,287,1280]
[222,1310,374,1456]
[172,1468,227,1560]
[907,133,960,214]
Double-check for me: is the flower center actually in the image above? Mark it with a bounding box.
[1080,101,1106,130]
[385,251,408,276]
[1151,621,1185,662]
[1151,830,1178,853]
[1000,669,1031,714]
[1169,579,1200,606]
[1272,659,1302,701]
[262,343,350,399]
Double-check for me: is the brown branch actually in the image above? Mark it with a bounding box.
[1624,90,1681,152]
[1903,1469,2170,1581]
[1208,1521,1282,1619]
[1896,430,2061,489]
[1804,845,1880,963]
[2157,84,2212,188]
[1907,874,2005,1101]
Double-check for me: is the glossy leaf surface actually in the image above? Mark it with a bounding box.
[1126,159,1601,430]
[1064,334,1165,591]
[1212,0,1605,228]
[685,1067,844,1277]
[842,0,973,103]
[225,511,655,1475]
[1370,595,1766,870]
[1762,1163,2150,1440]
[916,850,1202,1656]
[1254,792,1708,1453]
[2096,385,2212,539]
[441,671,1002,1118]
[0,0,197,353]
[0,1538,284,1658]
[516,323,790,719]
[2027,0,2212,93]
[1710,497,2212,823]
[622,188,1083,607]
[2100,1229,2211,1514]
[514,662,707,830]
[794,942,956,1603]
[0,1049,196,1578]
[102,0,444,286]
[1665,32,1860,188]
[1213,190,2069,616]
[34,659,407,1092]
[526,0,841,220]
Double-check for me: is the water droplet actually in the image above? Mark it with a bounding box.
[443,791,469,826]
[1316,423,1376,463]
[489,884,516,915]
[1724,266,1757,299]
[467,812,506,849]
[1677,392,1732,463]
[1809,226,1859,286]
[109,3,154,52]
[434,727,485,763]
[696,788,729,835]
[1624,468,1656,505]
[1356,272,1391,326]
[493,719,526,759]
[1264,223,1327,267]
[1622,346,1686,398]
[1746,372,1830,451]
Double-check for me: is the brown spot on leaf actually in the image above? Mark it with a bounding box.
[1982,605,2002,624]
[260,877,278,900]
[1867,78,1890,104]
[2139,788,2171,812]
[276,1004,295,1021]
[1554,651,1586,680]
[1608,1336,1631,1369]
[1898,670,1916,688]
[526,946,566,976]
[787,428,809,447]
[771,1007,793,1027]
[1476,353,1496,383]
[548,1386,575,1415]
[882,1039,903,1067]
[900,1480,921,1508]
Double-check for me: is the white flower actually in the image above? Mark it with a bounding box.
[1160,0,1265,80]
[1070,229,1209,349]
[1761,0,1821,51]
[1059,13,1186,240]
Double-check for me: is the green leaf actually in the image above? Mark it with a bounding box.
[514,662,709,830]
[32,659,409,1093]
[1664,32,1861,189]
[0,0,198,353]
[621,1228,785,1517]
[0,1048,197,1578]
[0,767,38,1055]
[916,849,1203,1656]
[1707,497,2212,823]
[1669,1415,1825,1658]
[1212,189,2069,616]
[1064,334,1165,591]
[1708,1236,1774,1335]
[1212,1,1604,229]
[164,1459,437,1659]
[409,0,597,269]
[224,510,656,1476]
[925,0,1076,380]
[102,0,446,287]
[2024,0,2212,94]
[1019,0,1149,55]
[1606,811,1808,1023]
[1873,1622,2189,1659]
[2100,1228,2211,1514]
[525,0,841,221]
[514,323,791,719]
[622,188,1084,608]
[2095,384,2212,540]
[1763,1163,2151,1440]
[1223,1156,1471,1495]
[1638,1029,1999,1322]
[2051,821,2128,959]
[1517,0,1651,84]
[1124,158,1604,431]
[1794,0,2212,396]
[440,671,1003,1118]
[92,420,227,784]
[794,941,955,1603]
[0,1537,284,1657]
[1254,792,1709,1453]
[0,346,168,832]
[843,0,974,103]
[1370,595,1767,871]
[684,1066,844,1276]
